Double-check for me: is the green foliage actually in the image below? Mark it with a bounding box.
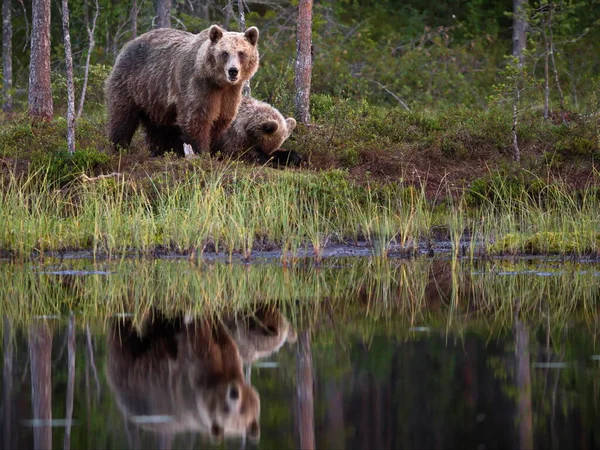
[30,147,110,185]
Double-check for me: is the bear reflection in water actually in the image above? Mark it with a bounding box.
[106,307,296,442]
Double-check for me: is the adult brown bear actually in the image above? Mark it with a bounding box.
[105,25,259,155]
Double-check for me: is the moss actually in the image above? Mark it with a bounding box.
[489,231,600,254]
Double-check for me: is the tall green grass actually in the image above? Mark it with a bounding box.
[0,166,599,260]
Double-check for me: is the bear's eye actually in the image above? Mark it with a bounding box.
[221,51,229,58]
[238,51,246,60]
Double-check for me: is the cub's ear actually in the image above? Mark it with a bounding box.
[262,120,279,134]
[285,117,297,133]
[244,27,259,46]
[209,25,224,43]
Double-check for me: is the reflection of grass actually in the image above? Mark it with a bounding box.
[1,258,599,338]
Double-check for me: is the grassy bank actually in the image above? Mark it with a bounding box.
[1,101,599,260]
[0,163,599,260]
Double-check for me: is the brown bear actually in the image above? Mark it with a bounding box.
[210,96,302,167]
[106,313,260,441]
[105,24,259,156]
[224,306,297,364]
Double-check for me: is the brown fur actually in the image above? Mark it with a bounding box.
[105,24,260,156]
[211,96,297,159]
[225,306,297,364]
[106,314,260,441]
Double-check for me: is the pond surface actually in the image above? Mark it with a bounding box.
[1,257,599,449]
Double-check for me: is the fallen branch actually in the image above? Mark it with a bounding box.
[80,172,123,182]
[369,79,410,111]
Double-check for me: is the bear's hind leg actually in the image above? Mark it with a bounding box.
[142,122,185,157]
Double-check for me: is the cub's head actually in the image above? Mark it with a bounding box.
[204,380,260,442]
[208,24,259,85]
[236,97,297,155]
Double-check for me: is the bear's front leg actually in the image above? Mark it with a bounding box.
[181,120,212,155]
[210,117,234,143]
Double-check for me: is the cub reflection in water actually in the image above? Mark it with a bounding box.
[225,305,297,364]
[106,313,260,442]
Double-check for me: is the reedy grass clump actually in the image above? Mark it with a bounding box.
[1,164,599,260]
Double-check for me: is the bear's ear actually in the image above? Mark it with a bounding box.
[285,117,297,133]
[261,120,279,134]
[244,27,259,46]
[247,420,260,441]
[209,25,224,43]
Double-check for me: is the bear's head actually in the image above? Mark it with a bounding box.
[236,97,297,155]
[207,24,260,86]
[203,380,261,442]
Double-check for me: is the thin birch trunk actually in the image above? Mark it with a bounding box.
[61,0,76,153]
[2,0,12,112]
[512,81,521,162]
[77,0,98,118]
[542,14,550,119]
[28,0,53,121]
[547,7,566,116]
[294,0,313,123]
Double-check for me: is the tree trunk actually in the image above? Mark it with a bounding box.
[2,0,12,112]
[512,82,521,163]
[237,0,251,96]
[295,330,315,450]
[28,0,53,122]
[29,321,53,450]
[512,0,527,68]
[61,0,75,153]
[131,0,137,39]
[294,0,313,123]
[542,14,550,119]
[64,314,76,450]
[77,0,98,118]
[156,0,172,28]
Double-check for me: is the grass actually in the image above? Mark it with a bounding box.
[0,164,600,260]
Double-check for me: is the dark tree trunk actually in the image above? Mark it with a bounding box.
[156,0,172,28]
[28,0,53,121]
[512,0,527,68]
[295,330,315,450]
[2,0,12,112]
[29,321,53,450]
[61,0,75,153]
[294,0,313,123]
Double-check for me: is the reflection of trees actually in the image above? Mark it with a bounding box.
[514,314,533,450]
[29,321,53,450]
[294,329,315,450]
[3,316,13,450]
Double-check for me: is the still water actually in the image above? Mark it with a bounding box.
[0,257,599,449]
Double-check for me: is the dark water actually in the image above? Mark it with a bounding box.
[1,257,599,449]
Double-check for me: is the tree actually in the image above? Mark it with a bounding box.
[237,0,250,96]
[77,0,99,118]
[512,0,527,68]
[64,314,76,450]
[61,0,75,153]
[294,0,313,123]
[156,0,172,28]
[28,0,53,122]
[131,0,138,39]
[2,0,12,112]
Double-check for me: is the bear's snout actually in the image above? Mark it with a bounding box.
[228,67,239,80]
